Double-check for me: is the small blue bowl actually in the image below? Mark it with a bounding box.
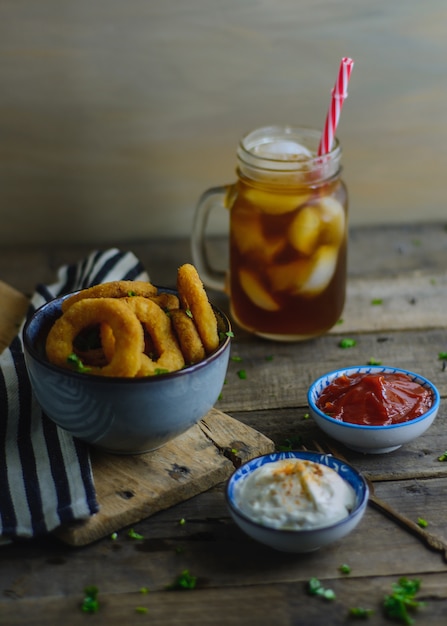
[23,289,231,454]
[308,365,440,454]
[226,451,369,553]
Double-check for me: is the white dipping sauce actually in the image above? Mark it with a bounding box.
[235,459,355,530]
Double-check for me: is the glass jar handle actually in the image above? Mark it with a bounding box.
[191,185,228,292]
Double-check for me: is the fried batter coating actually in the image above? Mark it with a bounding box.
[61,280,158,312]
[148,292,180,311]
[170,309,206,365]
[46,298,144,377]
[176,264,219,354]
[124,297,185,376]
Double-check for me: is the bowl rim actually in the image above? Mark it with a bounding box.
[307,364,440,431]
[225,450,369,536]
[22,287,232,383]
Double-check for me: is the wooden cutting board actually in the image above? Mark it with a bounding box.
[0,280,274,547]
[56,407,274,546]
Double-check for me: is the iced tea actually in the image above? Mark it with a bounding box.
[192,125,348,341]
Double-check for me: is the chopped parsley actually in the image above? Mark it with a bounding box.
[307,577,336,600]
[166,569,197,590]
[154,368,170,375]
[339,337,357,349]
[339,563,351,575]
[135,607,148,614]
[81,586,99,613]
[348,607,374,618]
[417,517,428,528]
[437,451,447,462]
[371,298,383,305]
[67,353,92,373]
[367,357,382,366]
[383,577,425,625]
[237,369,247,380]
[231,355,243,362]
[277,435,302,452]
[128,528,144,540]
[438,352,447,360]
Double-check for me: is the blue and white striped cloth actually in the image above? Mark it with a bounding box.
[0,248,149,540]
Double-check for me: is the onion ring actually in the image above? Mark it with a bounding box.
[61,280,158,312]
[177,264,219,354]
[170,309,206,365]
[148,292,180,311]
[46,298,144,377]
[124,297,185,376]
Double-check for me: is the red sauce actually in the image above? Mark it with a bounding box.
[316,372,434,426]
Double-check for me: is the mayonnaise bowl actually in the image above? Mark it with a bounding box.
[225,451,369,553]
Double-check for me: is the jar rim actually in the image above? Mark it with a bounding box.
[237,125,341,173]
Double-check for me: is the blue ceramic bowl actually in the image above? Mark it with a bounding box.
[308,365,440,454]
[23,290,231,454]
[226,451,368,553]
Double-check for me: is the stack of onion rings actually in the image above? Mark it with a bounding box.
[45,265,222,377]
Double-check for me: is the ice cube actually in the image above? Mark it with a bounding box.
[267,259,312,294]
[317,197,345,246]
[288,206,321,256]
[300,245,338,296]
[232,209,284,260]
[239,269,280,311]
[253,140,313,159]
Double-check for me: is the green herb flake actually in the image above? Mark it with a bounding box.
[154,368,170,375]
[348,607,374,618]
[277,435,302,452]
[127,291,137,297]
[417,517,428,528]
[139,587,149,595]
[438,352,447,360]
[303,413,310,420]
[67,353,92,374]
[128,528,144,540]
[110,532,118,541]
[265,355,274,361]
[339,338,357,349]
[383,577,425,625]
[185,309,193,318]
[135,606,148,614]
[371,298,383,305]
[81,586,99,613]
[231,355,243,362]
[336,318,344,325]
[166,569,197,591]
[437,451,447,462]
[179,518,186,526]
[237,369,247,380]
[307,577,336,601]
[339,563,351,575]
[367,357,382,366]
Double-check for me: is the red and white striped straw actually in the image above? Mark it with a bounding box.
[317,57,354,156]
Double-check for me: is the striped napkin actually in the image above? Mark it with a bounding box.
[0,248,149,541]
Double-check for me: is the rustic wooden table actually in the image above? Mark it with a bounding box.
[1,222,447,625]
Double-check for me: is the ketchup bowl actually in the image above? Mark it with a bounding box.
[307,365,440,454]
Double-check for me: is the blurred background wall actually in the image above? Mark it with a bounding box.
[1,0,446,246]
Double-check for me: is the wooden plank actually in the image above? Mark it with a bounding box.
[332,272,447,334]
[54,408,274,546]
